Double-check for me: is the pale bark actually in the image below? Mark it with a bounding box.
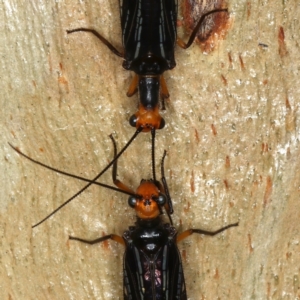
[1,0,300,299]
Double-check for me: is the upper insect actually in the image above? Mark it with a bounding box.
[67,1,228,132]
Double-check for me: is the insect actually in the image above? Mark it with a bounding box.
[8,131,169,227]
[9,138,238,299]
[67,3,228,133]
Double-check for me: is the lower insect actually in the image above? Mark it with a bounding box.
[10,137,238,299]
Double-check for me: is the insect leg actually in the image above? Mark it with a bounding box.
[126,74,139,97]
[67,28,124,58]
[176,222,238,243]
[160,76,170,100]
[160,75,170,110]
[70,233,125,246]
[177,9,228,49]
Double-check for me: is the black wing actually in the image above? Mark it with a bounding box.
[119,0,177,71]
[166,242,187,299]
[123,242,186,300]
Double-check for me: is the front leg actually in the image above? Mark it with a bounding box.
[70,233,125,246]
[67,28,124,57]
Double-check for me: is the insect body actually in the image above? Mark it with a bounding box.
[68,139,238,299]
[67,2,228,132]
[71,177,185,299]
[10,139,238,299]
[120,0,177,132]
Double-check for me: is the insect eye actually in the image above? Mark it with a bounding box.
[129,114,137,127]
[128,196,137,208]
[156,194,166,206]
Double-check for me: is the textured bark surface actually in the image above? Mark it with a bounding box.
[1,0,300,299]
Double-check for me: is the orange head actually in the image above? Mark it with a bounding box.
[129,105,165,132]
[128,180,166,220]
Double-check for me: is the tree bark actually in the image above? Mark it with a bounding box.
[1,0,300,299]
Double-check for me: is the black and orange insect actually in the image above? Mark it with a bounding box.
[62,3,229,210]
[9,138,237,299]
[67,1,228,133]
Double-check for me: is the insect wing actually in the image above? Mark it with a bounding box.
[123,241,186,299]
[123,245,144,299]
[166,242,187,299]
[120,0,178,71]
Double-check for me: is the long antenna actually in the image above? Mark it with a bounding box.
[10,127,143,228]
[8,144,139,197]
[161,150,173,215]
[151,128,156,182]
